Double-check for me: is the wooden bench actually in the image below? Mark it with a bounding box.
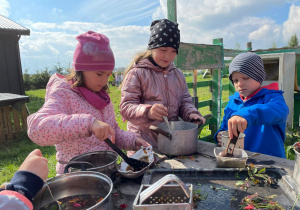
[0,93,29,142]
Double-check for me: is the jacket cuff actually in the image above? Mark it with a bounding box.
[9,171,44,201]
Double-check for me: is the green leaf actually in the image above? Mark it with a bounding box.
[258,168,266,174]
[235,181,244,186]
[252,167,257,174]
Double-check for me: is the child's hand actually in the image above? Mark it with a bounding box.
[135,138,151,150]
[228,116,247,139]
[216,131,223,146]
[189,113,206,125]
[92,120,116,143]
[19,149,49,181]
[147,104,168,121]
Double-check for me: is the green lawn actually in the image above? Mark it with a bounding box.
[0,75,299,184]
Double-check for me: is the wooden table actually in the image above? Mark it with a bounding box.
[0,93,29,141]
[111,140,299,209]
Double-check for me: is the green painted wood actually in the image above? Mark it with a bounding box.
[176,42,223,70]
[186,81,212,89]
[198,100,212,108]
[296,55,300,89]
[294,92,300,129]
[167,0,177,22]
[222,101,228,108]
[211,69,221,136]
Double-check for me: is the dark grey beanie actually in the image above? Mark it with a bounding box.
[229,52,266,84]
[147,19,180,53]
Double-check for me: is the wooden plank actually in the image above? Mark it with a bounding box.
[198,100,212,108]
[0,107,5,142]
[0,93,29,107]
[20,103,28,131]
[12,107,21,135]
[3,106,13,140]
[176,42,223,70]
[167,0,177,22]
[187,81,211,89]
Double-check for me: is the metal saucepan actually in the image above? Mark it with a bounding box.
[64,150,119,178]
[149,120,203,156]
[33,171,113,210]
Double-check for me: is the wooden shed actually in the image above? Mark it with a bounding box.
[0,15,30,95]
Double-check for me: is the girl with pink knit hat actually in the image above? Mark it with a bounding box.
[27,31,149,175]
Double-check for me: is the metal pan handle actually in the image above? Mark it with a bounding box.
[139,174,190,205]
[189,118,203,129]
[149,125,172,140]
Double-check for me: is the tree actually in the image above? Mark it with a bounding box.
[272,41,277,48]
[288,33,299,47]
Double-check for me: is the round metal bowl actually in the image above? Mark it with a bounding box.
[118,146,154,179]
[33,171,113,210]
[65,150,119,178]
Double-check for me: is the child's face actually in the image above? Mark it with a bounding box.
[82,70,112,92]
[151,47,177,68]
[231,72,261,97]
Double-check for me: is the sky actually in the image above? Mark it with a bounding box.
[1,0,300,74]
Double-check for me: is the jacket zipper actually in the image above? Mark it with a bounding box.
[164,70,170,115]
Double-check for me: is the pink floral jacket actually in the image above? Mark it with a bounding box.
[27,74,136,174]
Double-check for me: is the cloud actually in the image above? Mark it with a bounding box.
[283,4,300,42]
[0,0,10,17]
[16,0,300,73]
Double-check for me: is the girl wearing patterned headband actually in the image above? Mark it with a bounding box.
[27,31,149,175]
[215,52,289,158]
[120,19,205,150]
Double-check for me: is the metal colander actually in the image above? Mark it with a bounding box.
[133,174,193,210]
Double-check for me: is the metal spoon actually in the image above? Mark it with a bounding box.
[163,116,171,130]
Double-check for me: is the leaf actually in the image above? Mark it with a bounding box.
[254,174,267,179]
[257,168,266,174]
[235,181,244,186]
[250,163,255,169]
[252,167,257,174]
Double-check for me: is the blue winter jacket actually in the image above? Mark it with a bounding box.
[214,83,289,158]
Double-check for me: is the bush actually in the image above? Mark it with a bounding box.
[23,68,51,90]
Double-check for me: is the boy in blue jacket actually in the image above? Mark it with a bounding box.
[214,52,289,158]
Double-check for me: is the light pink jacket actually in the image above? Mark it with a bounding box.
[27,74,136,174]
[120,59,201,146]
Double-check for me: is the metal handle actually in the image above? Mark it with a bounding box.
[139,174,190,205]
[189,118,203,129]
[149,125,172,140]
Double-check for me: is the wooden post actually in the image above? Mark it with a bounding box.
[193,69,198,108]
[3,106,13,140]
[167,0,177,22]
[211,38,224,137]
[247,42,252,51]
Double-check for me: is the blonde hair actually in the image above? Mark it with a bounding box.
[66,68,109,92]
[120,49,151,88]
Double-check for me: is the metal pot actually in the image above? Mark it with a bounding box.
[64,150,119,178]
[33,171,113,210]
[149,120,202,156]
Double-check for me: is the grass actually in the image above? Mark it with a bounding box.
[0,74,299,184]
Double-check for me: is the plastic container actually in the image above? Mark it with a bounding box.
[221,131,245,149]
[293,145,300,184]
[214,147,248,168]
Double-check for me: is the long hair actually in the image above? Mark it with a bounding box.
[66,69,109,92]
[120,49,151,88]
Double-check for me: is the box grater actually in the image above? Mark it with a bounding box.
[133,174,193,210]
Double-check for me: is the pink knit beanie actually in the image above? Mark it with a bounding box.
[72,31,115,71]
